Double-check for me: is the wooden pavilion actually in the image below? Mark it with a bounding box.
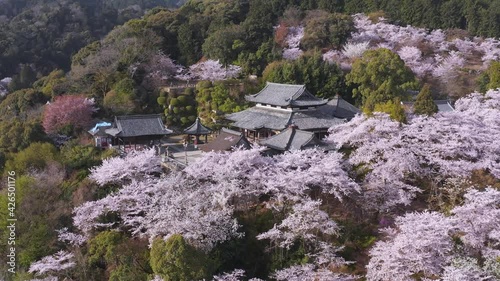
[183,117,212,144]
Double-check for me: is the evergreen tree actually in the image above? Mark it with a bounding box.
[413,84,438,116]
[373,98,407,123]
[150,235,212,281]
[346,48,419,113]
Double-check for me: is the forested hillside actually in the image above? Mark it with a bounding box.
[0,0,184,80]
[0,0,499,280]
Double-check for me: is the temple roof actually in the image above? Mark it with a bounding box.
[226,107,346,131]
[402,100,455,113]
[246,82,327,107]
[105,114,173,137]
[434,100,454,112]
[260,126,324,151]
[200,128,251,152]
[318,95,360,120]
[184,117,212,135]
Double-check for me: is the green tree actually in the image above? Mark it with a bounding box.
[4,142,59,174]
[478,60,500,92]
[150,235,212,281]
[413,84,438,116]
[202,25,245,65]
[346,48,419,112]
[103,78,138,114]
[301,11,355,50]
[88,231,151,280]
[161,88,197,127]
[262,52,346,98]
[373,98,407,123]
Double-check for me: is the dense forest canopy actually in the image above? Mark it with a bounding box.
[0,0,499,280]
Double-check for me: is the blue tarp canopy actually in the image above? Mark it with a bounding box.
[89,122,112,133]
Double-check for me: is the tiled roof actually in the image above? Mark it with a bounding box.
[200,128,251,152]
[319,95,360,119]
[434,100,454,112]
[246,82,327,107]
[402,100,455,113]
[184,117,212,135]
[226,107,346,131]
[260,127,317,151]
[105,114,173,137]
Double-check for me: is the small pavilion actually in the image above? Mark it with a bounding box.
[183,117,212,144]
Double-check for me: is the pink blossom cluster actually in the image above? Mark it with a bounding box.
[367,188,500,280]
[175,59,241,81]
[323,14,500,79]
[282,26,304,60]
[28,251,75,276]
[327,89,500,210]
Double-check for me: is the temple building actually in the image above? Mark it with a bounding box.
[226,82,358,140]
[89,114,172,152]
[200,128,251,153]
[260,125,334,155]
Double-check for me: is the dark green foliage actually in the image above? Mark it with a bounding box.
[237,39,282,76]
[88,231,152,279]
[61,141,103,171]
[150,235,212,281]
[301,11,355,50]
[0,163,69,271]
[4,142,59,174]
[202,25,245,65]
[346,48,418,112]
[103,78,138,115]
[8,64,37,92]
[263,52,346,98]
[0,0,186,79]
[478,61,500,92]
[195,80,251,128]
[0,88,48,168]
[414,84,438,116]
[161,88,197,127]
[33,69,67,97]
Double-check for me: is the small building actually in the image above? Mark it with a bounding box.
[200,128,251,153]
[260,125,334,154]
[183,117,212,144]
[226,82,349,140]
[88,121,113,148]
[90,114,173,151]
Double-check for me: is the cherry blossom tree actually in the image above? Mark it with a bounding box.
[29,251,75,276]
[342,41,370,59]
[175,60,241,81]
[282,26,304,60]
[88,148,161,185]
[367,188,500,281]
[56,228,86,247]
[74,147,358,253]
[141,51,184,88]
[212,269,246,281]
[327,89,500,211]
[257,199,339,249]
[42,95,97,135]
